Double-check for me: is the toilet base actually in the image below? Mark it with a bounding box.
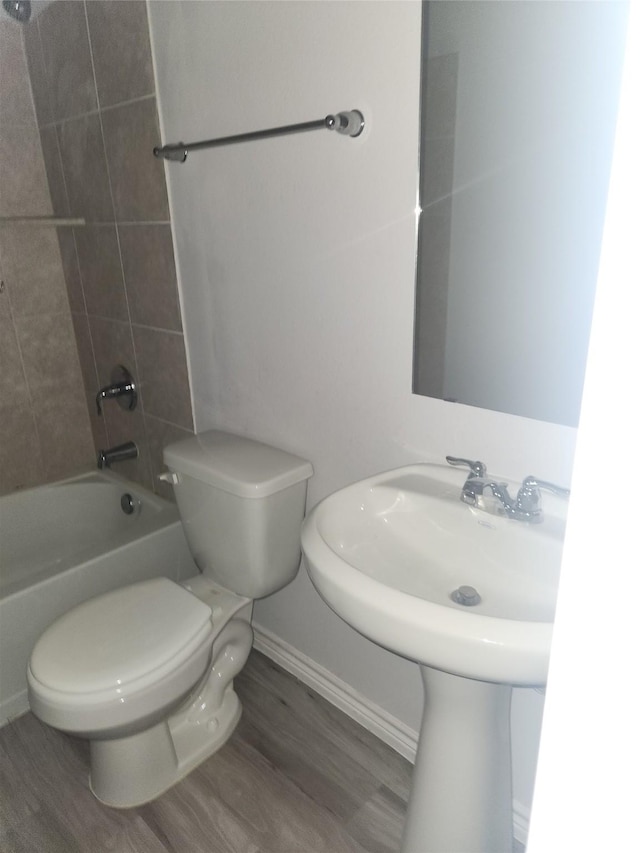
[89,618,253,808]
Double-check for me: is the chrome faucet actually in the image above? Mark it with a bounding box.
[446,456,570,522]
[97,441,138,470]
[95,365,137,415]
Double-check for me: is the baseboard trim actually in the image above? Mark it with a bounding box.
[252,624,419,762]
[252,623,529,846]
[0,689,29,729]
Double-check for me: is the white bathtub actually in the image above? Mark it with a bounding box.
[0,470,196,725]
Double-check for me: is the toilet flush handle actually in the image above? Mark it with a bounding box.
[158,471,181,485]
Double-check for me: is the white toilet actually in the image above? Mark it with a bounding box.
[27,430,313,808]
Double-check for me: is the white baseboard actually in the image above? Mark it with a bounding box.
[0,689,29,729]
[252,623,419,762]
[252,623,529,847]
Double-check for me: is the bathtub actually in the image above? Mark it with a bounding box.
[0,470,196,726]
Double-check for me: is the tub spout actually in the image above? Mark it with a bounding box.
[97,442,138,469]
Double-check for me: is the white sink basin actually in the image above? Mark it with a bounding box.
[302,463,565,686]
[302,462,567,852]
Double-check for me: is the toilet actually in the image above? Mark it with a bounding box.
[27,430,313,808]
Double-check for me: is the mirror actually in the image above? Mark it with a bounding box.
[413,1,628,426]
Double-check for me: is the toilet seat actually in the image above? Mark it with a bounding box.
[27,578,215,736]
[30,578,212,694]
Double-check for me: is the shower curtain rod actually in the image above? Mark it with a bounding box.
[153,109,365,163]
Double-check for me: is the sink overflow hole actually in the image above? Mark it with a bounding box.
[451,585,482,606]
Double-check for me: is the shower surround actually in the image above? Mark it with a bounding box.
[0,13,93,493]
[0,0,194,497]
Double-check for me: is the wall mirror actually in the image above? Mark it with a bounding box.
[413,1,628,426]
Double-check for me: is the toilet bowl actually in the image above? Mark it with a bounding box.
[27,431,313,807]
[28,575,253,806]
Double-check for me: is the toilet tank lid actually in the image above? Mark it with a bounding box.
[163,430,313,498]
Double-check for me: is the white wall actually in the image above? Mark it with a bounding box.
[149,0,582,825]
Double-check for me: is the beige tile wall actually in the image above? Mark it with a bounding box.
[23,0,194,496]
[0,17,94,496]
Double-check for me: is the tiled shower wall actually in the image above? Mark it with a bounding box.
[23,0,194,496]
[0,16,94,495]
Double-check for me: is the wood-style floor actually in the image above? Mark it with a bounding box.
[0,651,525,853]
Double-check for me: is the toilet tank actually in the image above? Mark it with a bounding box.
[163,431,313,598]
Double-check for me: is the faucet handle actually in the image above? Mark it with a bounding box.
[446,456,487,478]
[516,475,571,513]
[95,365,137,416]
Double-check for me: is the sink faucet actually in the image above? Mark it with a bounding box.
[446,457,570,522]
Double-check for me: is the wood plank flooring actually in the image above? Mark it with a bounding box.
[0,651,525,853]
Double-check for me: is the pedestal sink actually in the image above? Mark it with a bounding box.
[301,463,566,853]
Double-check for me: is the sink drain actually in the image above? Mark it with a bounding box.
[451,585,481,606]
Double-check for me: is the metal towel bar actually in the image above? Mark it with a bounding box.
[153,109,364,163]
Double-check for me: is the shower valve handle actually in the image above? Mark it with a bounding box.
[95,365,137,415]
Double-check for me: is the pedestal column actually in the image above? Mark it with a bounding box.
[401,666,513,853]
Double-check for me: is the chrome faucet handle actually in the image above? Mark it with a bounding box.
[516,475,571,514]
[95,365,137,415]
[96,382,131,414]
[445,456,487,478]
